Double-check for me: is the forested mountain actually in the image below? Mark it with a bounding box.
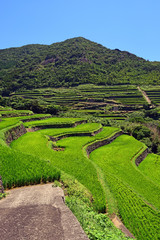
[1,37,160,94]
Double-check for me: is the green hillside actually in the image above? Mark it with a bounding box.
[1,37,160,94]
[1,108,160,239]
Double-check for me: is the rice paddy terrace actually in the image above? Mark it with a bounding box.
[141,86,160,105]
[0,110,160,240]
[11,84,146,110]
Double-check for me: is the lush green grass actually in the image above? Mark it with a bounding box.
[2,114,159,239]
[0,110,33,117]
[0,106,12,111]
[0,144,60,189]
[1,115,160,239]
[138,153,160,187]
[90,135,160,239]
[0,114,51,130]
[0,118,20,130]
[11,133,105,211]
[10,126,119,212]
[56,173,131,240]
[91,135,160,209]
[0,193,6,200]
[24,117,84,128]
[38,122,102,137]
[0,122,25,147]
[15,113,51,121]
[66,197,133,240]
[103,173,160,240]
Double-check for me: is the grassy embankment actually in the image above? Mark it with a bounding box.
[90,135,160,240]
[60,173,133,240]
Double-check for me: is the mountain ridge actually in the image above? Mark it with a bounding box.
[0,37,160,94]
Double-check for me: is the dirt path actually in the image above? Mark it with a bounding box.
[137,86,151,104]
[111,214,135,238]
[0,184,89,240]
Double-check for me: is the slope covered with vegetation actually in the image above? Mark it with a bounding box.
[1,37,160,94]
[0,107,160,239]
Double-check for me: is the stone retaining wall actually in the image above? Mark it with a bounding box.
[135,148,149,166]
[22,116,52,122]
[5,124,27,145]
[86,131,123,157]
[50,127,103,142]
[30,120,87,131]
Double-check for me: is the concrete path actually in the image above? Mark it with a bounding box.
[0,184,89,240]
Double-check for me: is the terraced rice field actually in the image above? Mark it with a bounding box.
[141,86,160,105]
[0,112,160,239]
[0,114,51,130]
[11,84,146,107]
[0,109,33,117]
[90,135,160,239]
[10,125,119,212]
[138,153,160,187]
[79,85,145,105]
[23,117,84,128]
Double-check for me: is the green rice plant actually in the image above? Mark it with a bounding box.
[0,114,51,131]
[90,135,160,209]
[0,122,25,146]
[24,117,84,128]
[141,86,160,105]
[138,153,160,187]
[0,144,60,189]
[15,113,51,121]
[38,122,102,137]
[89,135,160,239]
[104,173,160,240]
[0,110,33,117]
[12,84,146,108]
[0,118,21,130]
[10,126,120,212]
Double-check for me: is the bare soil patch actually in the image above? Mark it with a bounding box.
[111,214,135,238]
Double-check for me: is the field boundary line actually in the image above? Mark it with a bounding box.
[26,120,87,130]
[82,132,136,238]
[49,126,103,142]
[85,130,123,157]
[82,130,123,212]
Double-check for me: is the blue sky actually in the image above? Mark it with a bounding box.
[1,0,160,61]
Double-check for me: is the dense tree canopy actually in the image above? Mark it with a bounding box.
[1,37,160,93]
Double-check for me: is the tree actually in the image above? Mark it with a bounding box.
[132,126,151,140]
